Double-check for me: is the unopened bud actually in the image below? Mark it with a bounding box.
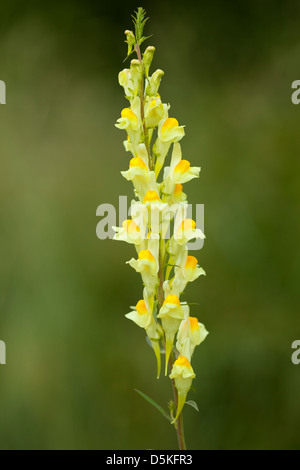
[146,69,164,96]
[130,59,143,97]
[125,30,136,56]
[143,46,155,77]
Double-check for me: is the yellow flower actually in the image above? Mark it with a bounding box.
[118,68,134,99]
[169,356,195,423]
[153,118,185,178]
[115,97,142,149]
[157,295,185,375]
[119,108,140,130]
[175,218,205,245]
[121,157,150,201]
[126,288,162,378]
[127,236,160,296]
[163,143,200,197]
[159,118,185,143]
[144,96,165,128]
[176,316,209,361]
[145,69,164,96]
[172,247,206,293]
[113,219,144,245]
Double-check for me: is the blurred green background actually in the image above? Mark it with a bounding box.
[0,0,300,450]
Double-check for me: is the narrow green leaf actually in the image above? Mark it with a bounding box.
[138,35,153,46]
[186,400,199,412]
[135,389,171,422]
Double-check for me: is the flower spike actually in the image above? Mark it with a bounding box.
[113,8,208,447]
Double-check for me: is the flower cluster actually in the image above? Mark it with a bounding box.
[113,15,208,423]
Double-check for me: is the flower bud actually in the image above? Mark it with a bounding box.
[125,30,135,56]
[143,46,155,77]
[130,59,143,97]
[146,69,164,96]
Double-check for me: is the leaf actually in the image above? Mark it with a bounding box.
[138,35,153,46]
[135,389,171,422]
[185,400,199,412]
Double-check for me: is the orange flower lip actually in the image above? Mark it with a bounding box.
[174,356,191,368]
[163,294,181,307]
[144,190,161,203]
[161,117,179,134]
[138,249,155,262]
[136,299,148,315]
[122,219,140,233]
[178,219,196,232]
[174,160,190,174]
[129,157,148,170]
[185,256,198,270]
[189,317,199,331]
[174,184,183,196]
[121,108,138,122]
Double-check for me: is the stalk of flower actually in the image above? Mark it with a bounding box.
[113,8,208,450]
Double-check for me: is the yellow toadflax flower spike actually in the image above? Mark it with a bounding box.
[113,8,208,449]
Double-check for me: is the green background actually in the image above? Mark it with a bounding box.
[0,0,300,450]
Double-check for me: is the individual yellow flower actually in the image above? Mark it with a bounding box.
[118,68,134,99]
[144,95,165,128]
[145,69,164,96]
[127,236,159,296]
[168,142,200,184]
[172,247,206,293]
[175,218,205,245]
[113,219,144,245]
[176,316,209,361]
[126,288,162,378]
[121,157,150,201]
[116,107,140,131]
[159,118,185,143]
[115,97,142,149]
[157,295,185,375]
[153,118,185,177]
[169,356,195,423]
